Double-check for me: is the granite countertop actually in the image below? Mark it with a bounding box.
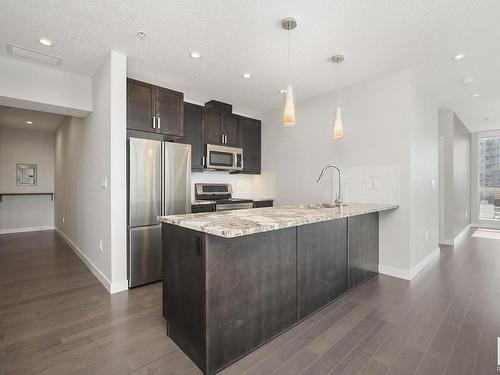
[159,202,398,238]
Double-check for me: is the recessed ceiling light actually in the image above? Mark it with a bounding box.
[452,53,466,61]
[26,121,33,125]
[462,77,474,85]
[241,73,251,79]
[38,38,53,47]
[279,88,287,94]
[472,93,481,98]
[190,52,201,59]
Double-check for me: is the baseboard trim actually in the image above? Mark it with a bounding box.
[55,228,128,294]
[409,247,440,279]
[379,247,440,281]
[439,224,471,247]
[453,224,471,246]
[378,264,412,280]
[0,225,54,235]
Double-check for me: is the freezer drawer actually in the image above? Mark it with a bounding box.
[128,225,162,287]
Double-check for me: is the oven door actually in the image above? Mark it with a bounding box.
[206,144,243,171]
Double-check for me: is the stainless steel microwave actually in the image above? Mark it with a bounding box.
[205,144,243,171]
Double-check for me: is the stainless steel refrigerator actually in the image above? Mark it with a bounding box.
[128,138,191,287]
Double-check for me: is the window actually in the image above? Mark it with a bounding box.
[479,136,500,220]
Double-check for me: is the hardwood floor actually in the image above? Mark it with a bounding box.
[1,229,499,374]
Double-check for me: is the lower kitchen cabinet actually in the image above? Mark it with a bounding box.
[191,204,215,213]
[297,220,347,319]
[347,212,379,289]
[204,228,297,374]
[252,200,273,208]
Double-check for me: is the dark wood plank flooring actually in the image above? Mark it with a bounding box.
[0,229,499,374]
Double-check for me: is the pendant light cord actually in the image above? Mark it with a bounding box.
[287,27,291,84]
[336,62,339,108]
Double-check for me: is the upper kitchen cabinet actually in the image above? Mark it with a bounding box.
[203,110,223,145]
[179,103,204,171]
[127,79,184,137]
[221,113,239,146]
[156,87,184,137]
[127,79,155,132]
[239,117,261,174]
[203,102,239,147]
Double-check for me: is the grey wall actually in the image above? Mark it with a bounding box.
[438,111,471,243]
[0,127,55,233]
[261,69,439,277]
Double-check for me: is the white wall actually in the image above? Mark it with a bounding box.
[0,127,55,233]
[438,111,471,243]
[0,56,92,117]
[54,51,127,293]
[408,76,439,269]
[261,69,439,279]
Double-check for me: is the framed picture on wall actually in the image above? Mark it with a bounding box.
[16,163,37,186]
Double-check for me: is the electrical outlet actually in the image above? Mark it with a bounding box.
[62,216,65,224]
[101,177,108,189]
[366,179,373,189]
[425,229,429,240]
[431,179,436,189]
[373,179,381,189]
[465,211,468,218]
[98,240,103,252]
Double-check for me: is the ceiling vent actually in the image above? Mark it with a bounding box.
[6,43,62,66]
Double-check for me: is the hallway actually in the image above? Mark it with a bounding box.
[0,229,499,374]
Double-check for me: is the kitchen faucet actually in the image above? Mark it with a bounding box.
[316,164,343,206]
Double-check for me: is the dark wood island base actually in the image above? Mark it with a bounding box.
[162,212,379,374]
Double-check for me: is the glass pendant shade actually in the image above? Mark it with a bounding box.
[283,84,296,126]
[333,107,344,139]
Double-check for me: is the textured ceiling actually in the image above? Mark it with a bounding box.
[0,106,65,132]
[1,0,499,130]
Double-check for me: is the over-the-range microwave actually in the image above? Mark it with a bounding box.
[205,144,243,171]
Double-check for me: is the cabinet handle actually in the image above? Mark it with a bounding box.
[221,134,224,144]
[152,116,156,129]
[158,117,161,129]
[224,134,227,143]
[202,156,206,167]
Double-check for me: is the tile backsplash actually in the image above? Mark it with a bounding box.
[191,171,276,200]
[343,165,400,205]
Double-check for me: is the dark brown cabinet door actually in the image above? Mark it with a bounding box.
[127,80,155,132]
[205,228,297,374]
[347,212,379,289]
[180,103,204,171]
[240,117,261,174]
[155,87,184,137]
[297,220,348,319]
[203,110,223,145]
[221,114,239,146]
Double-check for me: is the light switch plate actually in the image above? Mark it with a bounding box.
[366,179,373,189]
[373,179,381,189]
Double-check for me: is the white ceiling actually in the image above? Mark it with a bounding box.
[0,106,65,132]
[1,0,499,131]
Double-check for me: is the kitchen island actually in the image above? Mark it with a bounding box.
[159,203,397,374]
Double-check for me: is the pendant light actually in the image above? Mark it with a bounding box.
[332,55,344,139]
[282,17,297,127]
